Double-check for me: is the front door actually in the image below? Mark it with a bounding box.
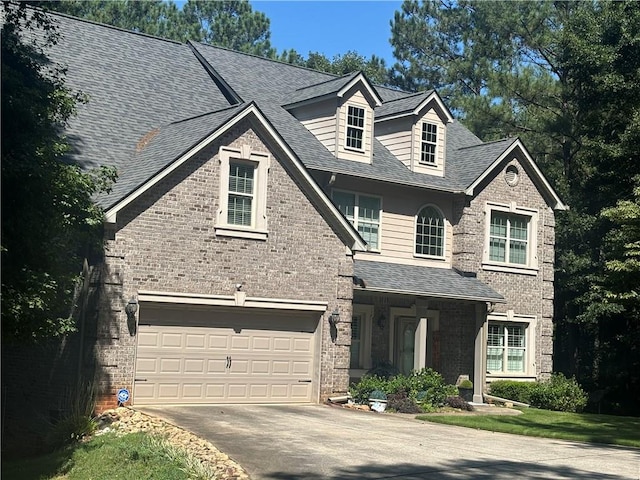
[395,317,417,375]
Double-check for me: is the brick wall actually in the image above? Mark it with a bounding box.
[453,156,556,378]
[93,119,353,409]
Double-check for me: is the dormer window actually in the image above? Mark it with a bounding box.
[346,105,365,151]
[420,122,438,165]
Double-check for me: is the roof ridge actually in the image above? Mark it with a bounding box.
[380,90,433,104]
[191,42,346,79]
[456,137,517,151]
[42,7,184,46]
[294,71,359,92]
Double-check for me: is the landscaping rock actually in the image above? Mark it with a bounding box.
[95,407,250,480]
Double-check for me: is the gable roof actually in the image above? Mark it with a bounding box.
[41,10,565,217]
[375,90,454,123]
[283,71,383,109]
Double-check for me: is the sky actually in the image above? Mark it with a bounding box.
[251,1,402,65]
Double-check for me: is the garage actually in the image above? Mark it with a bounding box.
[133,303,320,405]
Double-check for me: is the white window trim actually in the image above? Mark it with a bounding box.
[217,145,270,240]
[486,311,537,380]
[482,202,539,274]
[419,121,438,166]
[332,189,382,252]
[344,103,366,153]
[414,203,446,260]
[349,305,373,377]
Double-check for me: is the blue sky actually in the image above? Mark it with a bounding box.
[252,1,402,65]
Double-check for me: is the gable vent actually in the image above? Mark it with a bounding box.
[505,165,519,186]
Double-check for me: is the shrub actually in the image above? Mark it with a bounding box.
[369,389,387,401]
[530,374,588,413]
[349,375,387,404]
[458,379,473,389]
[445,396,474,411]
[387,392,422,413]
[489,380,537,404]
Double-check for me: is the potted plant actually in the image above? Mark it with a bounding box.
[458,379,474,402]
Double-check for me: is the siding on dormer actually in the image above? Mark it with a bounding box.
[337,89,373,163]
[411,108,446,177]
[375,117,413,168]
[290,100,338,155]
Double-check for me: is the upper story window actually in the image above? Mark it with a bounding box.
[227,162,255,227]
[415,205,445,258]
[489,212,529,265]
[420,122,438,165]
[346,105,365,151]
[216,146,270,240]
[333,190,381,250]
[483,202,538,274]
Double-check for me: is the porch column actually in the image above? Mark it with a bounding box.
[414,317,428,370]
[473,303,487,403]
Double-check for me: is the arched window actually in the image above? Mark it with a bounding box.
[415,206,445,257]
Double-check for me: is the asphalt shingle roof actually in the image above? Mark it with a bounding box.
[354,260,505,303]
[42,13,520,209]
[375,90,435,118]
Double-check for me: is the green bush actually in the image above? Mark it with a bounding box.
[530,374,588,413]
[349,368,457,410]
[490,375,588,412]
[489,380,537,404]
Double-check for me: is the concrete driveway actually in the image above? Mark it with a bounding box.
[139,404,639,479]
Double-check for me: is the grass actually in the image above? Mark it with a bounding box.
[417,408,640,448]
[1,431,216,480]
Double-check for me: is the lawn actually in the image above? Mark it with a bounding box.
[1,431,213,480]
[417,408,640,448]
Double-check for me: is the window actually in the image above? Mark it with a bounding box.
[489,212,529,265]
[420,122,437,165]
[333,191,381,250]
[487,322,526,374]
[350,305,373,371]
[227,162,254,226]
[346,105,365,151]
[415,205,445,257]
[217,146,270,240]
[484,203,538,273]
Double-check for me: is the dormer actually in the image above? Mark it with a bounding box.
[283,72,382,164]
[375,91,453,176]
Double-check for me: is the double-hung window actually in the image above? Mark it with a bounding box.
[420,122,437,165]
[346,105,365,151]
[227,162,255,227]
[484,203,538,273]
[333,191,381,250]
[415,205,445,257]
[216,146,270,240]
[487,322,527,374]
[489,212,529,265]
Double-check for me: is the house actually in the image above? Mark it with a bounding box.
[39,12,567,411]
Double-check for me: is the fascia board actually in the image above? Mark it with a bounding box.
[464,139,568,211]
[354,285,506,304]
[105,103,368,251]
[374,91,454,123]
[338,73,383,107]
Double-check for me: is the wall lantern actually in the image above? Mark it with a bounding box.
[328,309,340,327]
[377,313,386,330]
[125,297,138,321]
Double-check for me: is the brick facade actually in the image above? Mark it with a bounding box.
[93,119,353,410]
[453,156,556,378]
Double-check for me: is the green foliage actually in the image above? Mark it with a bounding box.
[368,389,387,401]
[387,392,422,414]
[530,374,588,413]
[1,2,116,343]
[458,379,473,389]
[350,368,457,410]
[490,375,587,413]
[489,381,537,404]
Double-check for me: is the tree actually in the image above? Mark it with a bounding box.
[1,2,116,343]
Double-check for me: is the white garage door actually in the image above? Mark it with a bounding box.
[133,304,319,405]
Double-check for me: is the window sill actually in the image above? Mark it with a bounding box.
[215,226,268,241]
[414,253,446,261]
[344,146,366,154]
[482,262,538,276]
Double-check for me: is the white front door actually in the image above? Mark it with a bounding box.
[395,317,417,375]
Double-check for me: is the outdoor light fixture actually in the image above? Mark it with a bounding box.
[125,297,138,320]
[377,313,386,330]
[328,309,340,327]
